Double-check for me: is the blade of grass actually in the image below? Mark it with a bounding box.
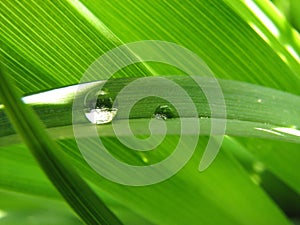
[225,0,300,71]
[1,0,299,96]
[80,0,300,94]
[0,189,83,225]
[0,77,297,224]
[0,137,293,225]
[1,76,299,195]
[0,69,123,225]
[1,76,299,142]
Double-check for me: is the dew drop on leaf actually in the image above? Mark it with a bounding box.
[153,105,175,120]
[84,89,117,124]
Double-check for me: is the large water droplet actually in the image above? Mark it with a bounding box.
[153,105,175,120]
[85,108,117,124]
[84,89,117,124]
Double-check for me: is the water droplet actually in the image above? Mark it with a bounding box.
[140,153,149,164]
[153,105,175,120]
[252,161,265,173]
[200,116,209,119]
[85,108,117,124]
[84,89,117,124]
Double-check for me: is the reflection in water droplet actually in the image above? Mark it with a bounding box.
[84,89,117,124]
[153,105,175,120]
[85,108,117,124]
[154,113,167,120]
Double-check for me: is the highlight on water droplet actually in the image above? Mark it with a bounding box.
[153,105,175,120]
[139,153,149,164]
[84,89,117,124]
[85,108,117,124]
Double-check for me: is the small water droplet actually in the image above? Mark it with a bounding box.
[153,105,175,120]
[252,161,265,173]
[84,89,117,124]
[140,154,149,164]
[200,116,209,119]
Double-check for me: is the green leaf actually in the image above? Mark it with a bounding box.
[1,0,300,224]
[0,70,123,225]
[0,189,83,225]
